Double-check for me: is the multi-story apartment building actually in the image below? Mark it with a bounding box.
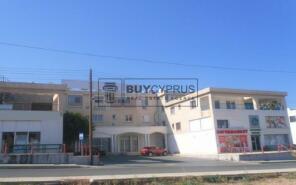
[1,80,293,156]
[0,82,67,152]
[62,80,167,154]
[162,88,292,155]
[63,80,292,155]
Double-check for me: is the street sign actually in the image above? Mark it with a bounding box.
[79,133,84,141]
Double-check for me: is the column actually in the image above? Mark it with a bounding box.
[252,97,258,110]
[147,134,150,146]
[144,134,149,146]
[113,135,118,153]
[164,134,168,149]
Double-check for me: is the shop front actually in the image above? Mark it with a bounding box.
[217,129,249,153]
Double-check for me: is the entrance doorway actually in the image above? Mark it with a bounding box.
[119,135,138,153]
[251,135,261,151]
[2,132,14,153]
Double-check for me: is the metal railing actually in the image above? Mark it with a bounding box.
[215,103,285,111]
[0,103,59,111]
[2,144,66,154]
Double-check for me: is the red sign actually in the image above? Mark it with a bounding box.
[217,130,248,135]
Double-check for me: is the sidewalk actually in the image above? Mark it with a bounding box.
[0,164,86,169]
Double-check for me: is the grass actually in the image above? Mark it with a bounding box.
[2,172,296,185]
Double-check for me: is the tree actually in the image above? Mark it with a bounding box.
[63,112,89,151]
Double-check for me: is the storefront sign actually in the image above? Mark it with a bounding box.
[217,129,248,134]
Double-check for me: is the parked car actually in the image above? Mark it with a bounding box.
[140,146,167,156]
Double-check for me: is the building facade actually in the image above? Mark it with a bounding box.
[163,88,292,154]
[62,80,167,154]
[63,80,293,155]
[0,82,67,153]
[1,80,293,155]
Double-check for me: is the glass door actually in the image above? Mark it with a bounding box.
[131,136,138,152]
[251,135,261,151]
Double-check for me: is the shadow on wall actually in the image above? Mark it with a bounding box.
[156,97,180,154]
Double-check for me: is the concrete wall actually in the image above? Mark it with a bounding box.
[168,117,218,155]
[168,129,218,155]
[0,110,63,147]
[288,109,296,144]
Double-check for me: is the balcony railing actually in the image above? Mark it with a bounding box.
[2,144,65,154]
[214,103,285,111]
[0,103,59,111]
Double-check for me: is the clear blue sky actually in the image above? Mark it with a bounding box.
[0,0,296,106]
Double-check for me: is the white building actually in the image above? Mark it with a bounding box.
[162,88,292,155]
[288,108,296,144]
[0,82,67,153]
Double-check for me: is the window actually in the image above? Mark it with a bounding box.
[162,121,166,126]
[290,116,296,122]
[172,123,175,129]
[125,115,133,122]
[176,122,181,131]
[93,114,103,122]
[190,100,197,109]
[124,97,131,104]
[142,97,149,108]
[112,114,116,120]
[31,103,52,111]
[249,115,260,129]
[244,102,254,110]
[96,96,104,104]
[170,106,175,115]
[264,134,289,150]
[226,101,236,109]
[68,95,83,106]
[214,100,220,109]
[15,132,28,145]
[93,138,111,152]
[217,120,229,129]
[200,96,210,110]
[29,132,40,144]
[259,99,283,110]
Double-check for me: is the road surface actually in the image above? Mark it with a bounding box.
[0,155,296,178]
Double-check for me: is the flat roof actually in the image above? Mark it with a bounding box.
[0,81,67,92]
[205,87,287,96]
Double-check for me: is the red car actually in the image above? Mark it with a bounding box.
[140,146,168,156]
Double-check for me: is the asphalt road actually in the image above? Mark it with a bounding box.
[1,155,296,178]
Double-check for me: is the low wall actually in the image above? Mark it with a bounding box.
[178,151,296,161]
[0,153,101,165]
[219,151,296,161]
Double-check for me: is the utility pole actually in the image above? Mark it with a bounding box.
[89,68,93,165]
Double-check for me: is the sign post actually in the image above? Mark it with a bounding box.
[79,133,84,156]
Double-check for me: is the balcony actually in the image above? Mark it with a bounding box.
[214,102,285,111]
[0,103,58,111]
